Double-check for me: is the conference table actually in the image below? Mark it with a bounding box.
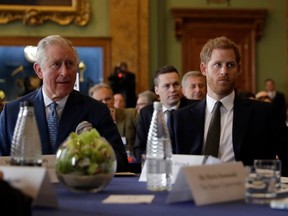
[33,175,288,216]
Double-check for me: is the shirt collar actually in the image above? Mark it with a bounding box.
[206,91,235,113]
[267,90,276,99]
[162,102,179,113]
[42,89,69,109]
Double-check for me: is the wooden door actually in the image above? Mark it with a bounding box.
[171,9,267,93]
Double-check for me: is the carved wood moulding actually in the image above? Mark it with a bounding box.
[0,0,90,26]
[171,8,268,41]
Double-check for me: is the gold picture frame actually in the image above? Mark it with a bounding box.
[0,0,90,26]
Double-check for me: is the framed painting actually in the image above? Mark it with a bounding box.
[0,0,90,25]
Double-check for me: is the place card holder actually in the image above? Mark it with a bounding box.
[0,165,58,208]
[0,155,58,208]
[0,155,58,183]
[166,162,247,206]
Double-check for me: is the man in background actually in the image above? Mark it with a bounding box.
[90,83,138,161]
[265,78,287,122]
[108,62,137,108]
[135,90,158,113]
[133,65,196,162]
[181,70,207,100]
[114,93,126,109]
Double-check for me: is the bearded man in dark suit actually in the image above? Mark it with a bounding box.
[169,36,288,176]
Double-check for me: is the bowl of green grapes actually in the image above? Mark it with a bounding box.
[55,128,116,193]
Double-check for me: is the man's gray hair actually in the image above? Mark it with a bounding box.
[36,35,79,66]
[181,71,205,88]
[89,83,113,97]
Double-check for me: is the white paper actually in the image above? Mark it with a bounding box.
[102,195,154,204]
[121,137,127,145]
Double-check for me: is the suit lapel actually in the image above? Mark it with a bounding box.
[190,99,206,129]
[31,89,51,154]
[115,109,125,135]
[177,100,205,154]
[58,90,82,143]
[232,96,252,159]
[192,100,206,153]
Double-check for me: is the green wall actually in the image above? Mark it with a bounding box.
[149,0,287,96]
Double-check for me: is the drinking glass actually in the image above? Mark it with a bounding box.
[254,160,282,190]
[245,159,281,204]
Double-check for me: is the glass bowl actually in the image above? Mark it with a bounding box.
[55,129,117,193]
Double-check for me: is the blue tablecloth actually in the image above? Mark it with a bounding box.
[33,176,288,216]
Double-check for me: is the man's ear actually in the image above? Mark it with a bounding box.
[154,85,159,95]
[200,63,207,76]
[33,63,43,79]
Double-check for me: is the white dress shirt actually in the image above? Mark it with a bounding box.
[163,103,179,124]
[43,89,68,120]
[204,91,235,162]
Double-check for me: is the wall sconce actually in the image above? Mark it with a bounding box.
[78,61,86,82]
[24,46,37,63]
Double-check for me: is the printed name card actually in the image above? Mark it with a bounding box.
[0,155,58,183]
[139,154,222,183]
[0,166,58,208]
[166,162,247,206]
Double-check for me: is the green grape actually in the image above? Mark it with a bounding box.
[87,163,98,175]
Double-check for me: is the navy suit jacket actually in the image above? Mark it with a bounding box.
[133,97,197,161]
[0,88,128,172]
[271,91,287,122]
[169,96,288,176]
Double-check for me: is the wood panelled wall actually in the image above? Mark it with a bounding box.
[109,0,149,94]
[171,8,267,93]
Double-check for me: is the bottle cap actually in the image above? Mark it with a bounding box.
[153,101,162,109]
[22,100,33,107]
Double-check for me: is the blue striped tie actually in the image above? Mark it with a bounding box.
[47,102,59,153]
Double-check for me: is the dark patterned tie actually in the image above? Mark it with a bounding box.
[47,102,59,153]
[166,109,175,125]
[204,101,222,157]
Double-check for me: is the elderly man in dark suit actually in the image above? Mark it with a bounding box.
[133,65,196,162]
[89,83,138,160]
[169,36,288,176]
[0,35,128,172]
